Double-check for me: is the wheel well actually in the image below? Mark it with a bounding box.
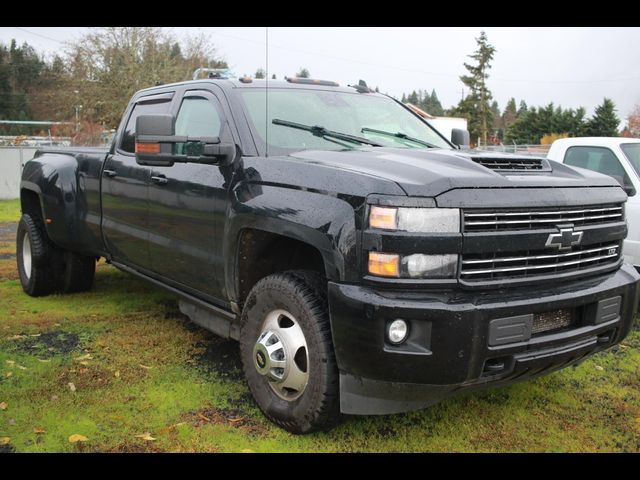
[237,229,326,307]
[21,189,42,222]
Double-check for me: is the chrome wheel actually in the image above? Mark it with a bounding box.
[22,232,32,280]
[253,309,309,401]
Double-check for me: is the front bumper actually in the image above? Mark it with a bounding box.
[328,263,640,415]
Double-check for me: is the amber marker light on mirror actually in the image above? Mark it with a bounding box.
[135,142,161,154]
[368,252,400,277]
[369,206,398,230]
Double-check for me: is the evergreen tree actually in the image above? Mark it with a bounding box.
[517,100,528,117]
[296,68,310,78]
[458,31,496,145]
[584,98,620,137]
[254,68,266,79]
[427,89,444,116]
[272,73,276,80]
[502,98,517,130]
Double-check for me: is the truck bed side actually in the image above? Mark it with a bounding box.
[20,147,110,256]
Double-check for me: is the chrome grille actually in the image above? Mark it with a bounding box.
[460,242,621,282]
[471,157,545,171]
[464,204,624,232]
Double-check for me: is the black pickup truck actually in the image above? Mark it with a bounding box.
[17,76,639,433]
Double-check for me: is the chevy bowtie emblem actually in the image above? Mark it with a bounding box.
[545,226,583,251]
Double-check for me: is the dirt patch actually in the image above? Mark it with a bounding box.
[0,222,17,243]
[58,363,114,391]
[192,335,243,381]
[11,331,80,358]
[0,444,16,453]
[0,259,18,280]
[184,405,266,435]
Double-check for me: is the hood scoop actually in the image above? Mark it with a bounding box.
[469,155,551,172]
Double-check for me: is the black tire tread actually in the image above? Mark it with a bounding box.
[240,270,340,434]
[16,213,55,297]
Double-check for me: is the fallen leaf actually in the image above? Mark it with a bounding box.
[7,335,27,340]
[33,427,45,434]
[68,382,76,392]
[197,413,211,422]
[68,434,88,443]
[139,364,152,370]
[50,395,58,401]
[29,334,41,337]
[595,365,604,371]
[241,449,255,453]
[74,354,93,361]
[0,402,7,410]
[134,432,156,441]
[114,371,120,378]
[5,372,12,378]
[228,416,245,424]
[53,323,62,327]
[38,359,51,363]
[79,361,89,367]
[5,360,14,366]
[8,419,16,426]
[0,437,10,446]
[16,365,27,370]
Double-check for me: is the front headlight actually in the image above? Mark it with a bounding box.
[369,206,460,232]
[368,252,458,278]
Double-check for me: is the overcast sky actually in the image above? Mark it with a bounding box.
[3,27,640,125]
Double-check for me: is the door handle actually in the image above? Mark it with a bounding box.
[151,175,168,186]
[103,169,117,178]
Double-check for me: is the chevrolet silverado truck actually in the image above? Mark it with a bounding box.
[17,76,640,433]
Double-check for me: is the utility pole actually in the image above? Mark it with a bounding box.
[74,90,82,137]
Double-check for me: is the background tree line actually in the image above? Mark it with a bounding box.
[1,28,638,145]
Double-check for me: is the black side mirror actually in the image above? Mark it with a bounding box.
[451,128,470,148]
[135,114,236,167]
[624,185,636,197]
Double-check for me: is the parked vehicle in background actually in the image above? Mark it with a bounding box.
[548,137,640,268]
[15,78,640,433]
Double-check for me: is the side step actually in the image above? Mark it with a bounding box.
[179,300,240,341]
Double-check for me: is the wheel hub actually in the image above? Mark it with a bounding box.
[252,309,309,401]
[22,232,31,280]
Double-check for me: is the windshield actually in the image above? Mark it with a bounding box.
[238,88,452,155]
[621,143,640,179]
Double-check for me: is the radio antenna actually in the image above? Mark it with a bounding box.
[265,27,269,158]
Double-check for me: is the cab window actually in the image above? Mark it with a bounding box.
[564,146,632,188]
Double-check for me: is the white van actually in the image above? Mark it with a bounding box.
[548,137,640,268]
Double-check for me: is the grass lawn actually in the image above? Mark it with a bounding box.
[0,198,639,452]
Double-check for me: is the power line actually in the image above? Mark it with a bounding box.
[12,27,65,45]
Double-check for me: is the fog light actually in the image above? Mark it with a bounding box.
[387,319,409,345]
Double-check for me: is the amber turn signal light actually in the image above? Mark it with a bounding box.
[135,142,161,154]
[369,206,398,230]
[368,252,400,278]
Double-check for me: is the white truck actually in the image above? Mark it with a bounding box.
[548,137,640,268]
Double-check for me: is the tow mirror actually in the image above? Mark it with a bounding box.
[135,114,236,167]
[451,128,470,148]
[624,185,636,197]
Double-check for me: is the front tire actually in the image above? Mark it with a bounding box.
[239,270,340,434]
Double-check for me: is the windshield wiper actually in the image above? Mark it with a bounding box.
[361,127,439,148]
[272,119,384,147]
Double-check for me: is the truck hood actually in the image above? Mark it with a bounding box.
[288,147,620,197]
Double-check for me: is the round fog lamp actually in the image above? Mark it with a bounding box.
[387,319,409,345]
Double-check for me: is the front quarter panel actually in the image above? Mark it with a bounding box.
[224,182,362,303]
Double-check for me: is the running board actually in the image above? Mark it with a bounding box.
[111,261,239,340]
[179,300,240,340]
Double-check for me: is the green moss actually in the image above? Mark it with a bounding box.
[0,199,20,222]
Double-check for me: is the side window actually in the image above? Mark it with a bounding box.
[119,99,172,153]
[175,96,222,138]
[564,146,632,188]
